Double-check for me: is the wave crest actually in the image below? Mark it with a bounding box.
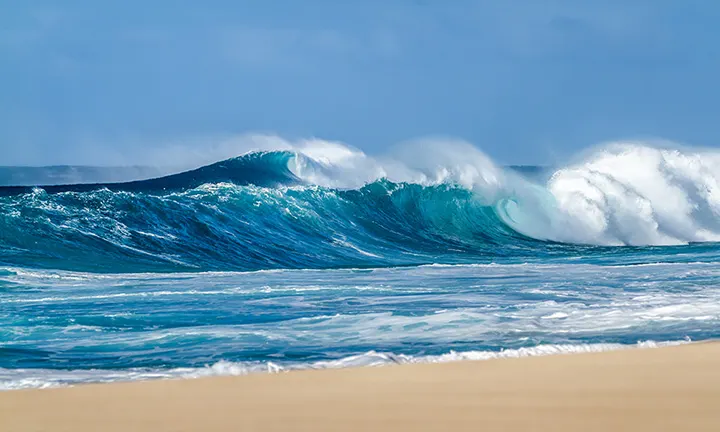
[1,137,720,272]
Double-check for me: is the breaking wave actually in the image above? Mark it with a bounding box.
[1,137,720,272]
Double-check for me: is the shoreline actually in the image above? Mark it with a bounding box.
[0,340,689,390]
[2,341,720,431]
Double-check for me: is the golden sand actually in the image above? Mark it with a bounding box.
[2,342,719,431]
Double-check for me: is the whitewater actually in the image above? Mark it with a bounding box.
[2,137,720,389]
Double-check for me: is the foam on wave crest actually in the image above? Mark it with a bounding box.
[287,139,720,247]
[545,144,720,245]
[288,138,504,198]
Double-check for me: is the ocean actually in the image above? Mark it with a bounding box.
[2,140,719,389]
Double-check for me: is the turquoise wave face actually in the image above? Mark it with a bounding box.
[0,180,524,272]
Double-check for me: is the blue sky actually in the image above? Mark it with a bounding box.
[3,0,720,166]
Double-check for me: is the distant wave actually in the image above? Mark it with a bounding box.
[0,151,299,195]
[1,138,720,272]
[0,165,170,187]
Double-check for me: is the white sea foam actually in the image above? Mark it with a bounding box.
[542,144,720,245]
[0,340,688,390]
[278,137,720,246]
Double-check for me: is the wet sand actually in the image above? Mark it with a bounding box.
[2,342,719,431]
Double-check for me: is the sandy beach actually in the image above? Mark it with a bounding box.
[2,342,719,431]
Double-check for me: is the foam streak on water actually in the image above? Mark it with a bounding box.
[1,262,717,389]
